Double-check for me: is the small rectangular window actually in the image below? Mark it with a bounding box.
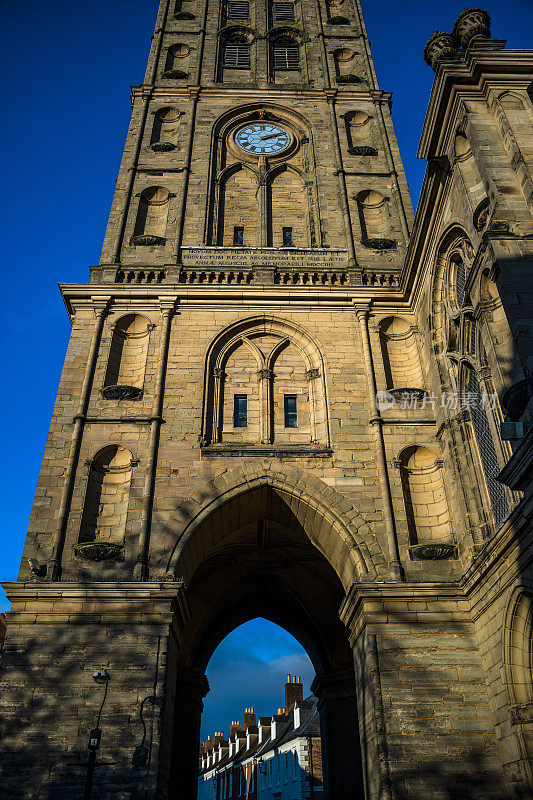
[227,1,249,18]
[273,45,299,70]
[282,226,293,246]
[234,395,248,427]
[224,43,251,68]
[233,226,244,246]
[284,395,298,428]
[273,2,295,20]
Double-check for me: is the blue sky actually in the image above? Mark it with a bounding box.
[1,0,532,733]
[202,619,314,738]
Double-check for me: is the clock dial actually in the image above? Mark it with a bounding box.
[235,123,291,155]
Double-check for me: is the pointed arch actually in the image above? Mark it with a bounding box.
[163,463,386,584]
[201,315,330,446]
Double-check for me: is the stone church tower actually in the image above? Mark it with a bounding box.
[1,2,532,798]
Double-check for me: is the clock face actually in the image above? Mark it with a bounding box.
[235,123,291,155]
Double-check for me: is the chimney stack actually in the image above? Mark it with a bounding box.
[229,720,241,737]
[285,674,303,710]
[243,707,256,729]
[213,731,225,746]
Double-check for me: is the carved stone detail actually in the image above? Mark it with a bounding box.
[424,31,459,70]
[74,542,125,562]
[409,543,457,561]
[453,8,491,49]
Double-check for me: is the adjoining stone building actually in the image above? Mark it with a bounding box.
[198,675,323,799]
[0,2,532,799]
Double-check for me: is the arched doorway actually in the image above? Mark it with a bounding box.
[161,484,368,799]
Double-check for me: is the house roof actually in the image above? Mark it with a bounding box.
[200,695,320,775]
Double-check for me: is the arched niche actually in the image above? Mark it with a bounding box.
[150,107,182,151]
[326,0,350,25]
[454,132,489,229]
[132,186,170,245]
[333,48,360,84]
[344,110,377,156]
[267,165,308,247]
[498,91,527,111]
[103,314,152,400]
[398,446,453,547]
[174,0,196,20]
[356,190,396,250]
[217,164,259,246]
[77,445,135,554]
[504,589,533,783]
[378,316,424,392]
[163,43,190,79]
[201,316,330,448]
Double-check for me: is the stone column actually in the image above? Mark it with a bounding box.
[258,367,273,443]
[312,670,365,800]
[167,666,210,799]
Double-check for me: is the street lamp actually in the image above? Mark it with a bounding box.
[83,669,110,800]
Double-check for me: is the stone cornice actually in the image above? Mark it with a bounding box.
[418,49,533,161]
[60,284,410,320]
[1,581,186,626]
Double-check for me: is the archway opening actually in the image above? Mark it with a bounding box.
[163,484,366,800]
[199,619,319,798]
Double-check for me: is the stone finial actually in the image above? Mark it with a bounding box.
[423,31,459,71]
[453,8,491,49]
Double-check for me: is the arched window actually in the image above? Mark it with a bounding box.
[78,446,135,552]
[217,166,259,246]
[103,314,152,400]
[132,187,170,245]
[202,318,330,449]
[267,167,308,247]
[399,446,453,548]
[223,35,251,68]
[272,36,300,70]
[467,369,509,528]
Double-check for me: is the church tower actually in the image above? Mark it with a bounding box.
[1,2,533,799]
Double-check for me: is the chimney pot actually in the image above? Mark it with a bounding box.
[285,675,304,709]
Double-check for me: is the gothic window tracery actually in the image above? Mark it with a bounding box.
[465,367,509,528]
[202,318,329,448]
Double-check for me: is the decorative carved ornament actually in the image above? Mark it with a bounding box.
[510,702,533,725]
[130,234,166,246]
[409,543,457,560]
[74,542,125,562]
[101,385,143,400]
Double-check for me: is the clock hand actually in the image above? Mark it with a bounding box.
[260,133,281,140]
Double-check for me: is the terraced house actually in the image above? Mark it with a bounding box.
[1,2,532,799]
